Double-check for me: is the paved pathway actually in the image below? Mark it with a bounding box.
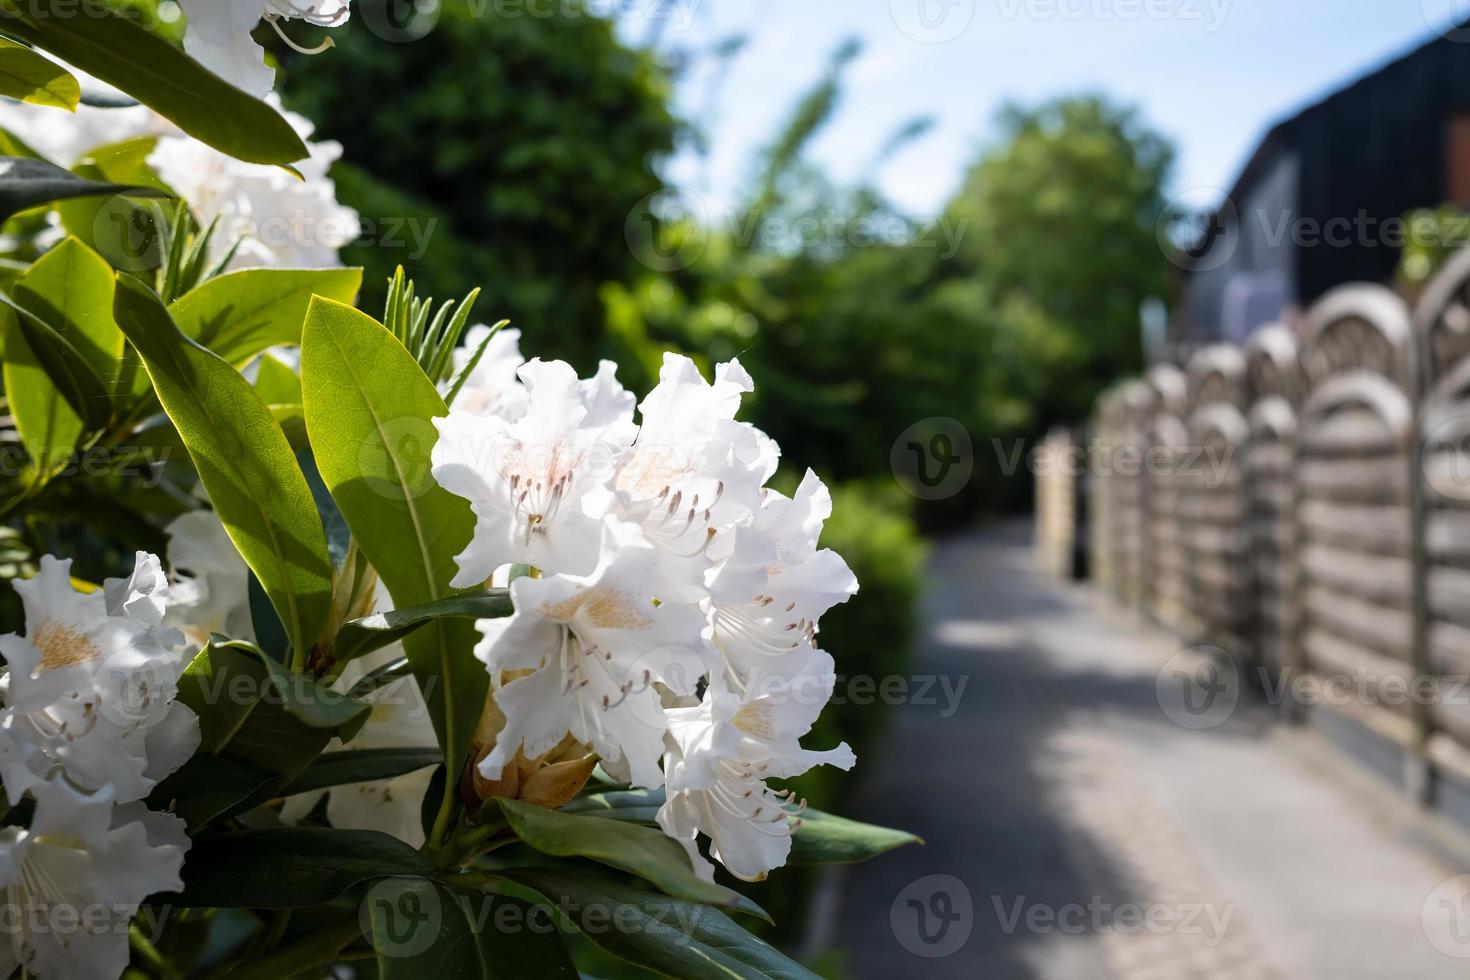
[828,520,1470,979]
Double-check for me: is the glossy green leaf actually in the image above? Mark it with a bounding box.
[112,276,333,658]
[0,37,77,109]
[498,799,767,919]
[169,267,363,367]
[502,868,821,980]
[300,297,481,812]
[369,881,578,980]
[329,589,512,675]
[283,747,444,797]
[171,828,435,908]
[1,237,119,470]
[0,155,167,223]
[255,352,303,405]
[0,0,309,165]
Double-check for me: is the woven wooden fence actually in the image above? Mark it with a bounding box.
[1078,252,1470,800]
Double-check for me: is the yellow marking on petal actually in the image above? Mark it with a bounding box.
[32,621,101,670]
[732,701,775,740]
[542,586,652,630]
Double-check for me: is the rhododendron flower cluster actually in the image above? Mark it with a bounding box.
[0,556,194,980]
[434,350,859,881]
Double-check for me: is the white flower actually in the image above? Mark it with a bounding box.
[0,555,198,805]
[0,781,186,980]
[707,470,857,681]
[658,650,854,882]
[164,510,255,648]
[148,97,359,270]
[433,359,636,583]
[476,520,710,789]
[611,354,778,602]
[451,325,529,422]
[178,0,352,98]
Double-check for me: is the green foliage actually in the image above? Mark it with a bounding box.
[0,37,77,109]
[114,276,335,661]
[0,0,308,163]
[276,0,679,367]
[1398,204,1467,292]
[299,296,483,825]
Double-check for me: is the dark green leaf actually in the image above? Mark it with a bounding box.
[0,0,309,165]
[0,155,166,223]
[113,275,333,658]
[502,868,820,980]
[498,799,766,920]
[368,881,578,980]
[283,747,444,797]
[330,589,512,673]
[171,828,434,908]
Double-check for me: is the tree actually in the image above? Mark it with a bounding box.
[276,0,680,368]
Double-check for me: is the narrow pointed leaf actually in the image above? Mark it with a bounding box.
[0,38,77,109]
[0,155,167,223]
[112,276,333,658]
[300,297,482,808]
[331,589,512,673]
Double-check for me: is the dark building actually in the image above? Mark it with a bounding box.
[1174,28,1470,350]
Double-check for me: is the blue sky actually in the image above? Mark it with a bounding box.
[617,0,1470,217]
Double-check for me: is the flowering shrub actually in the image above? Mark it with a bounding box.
[0,6,914,978]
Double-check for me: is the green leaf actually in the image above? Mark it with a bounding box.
[0,0,308,165]
[283,747,444,797]
[369,881,578,980]
[330,589,512,674]
[163,640,369,831]
[1,237,119,470]
[498,799,767,920]
[300,297,481,810]
[502,868,821,980]
[113,276,333,659]
[0,155,167,223]
[255,352,303,405]
[171,828,435,908]
[169,268,364,368]
[561,790,920,865]
[0,37,77,109]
